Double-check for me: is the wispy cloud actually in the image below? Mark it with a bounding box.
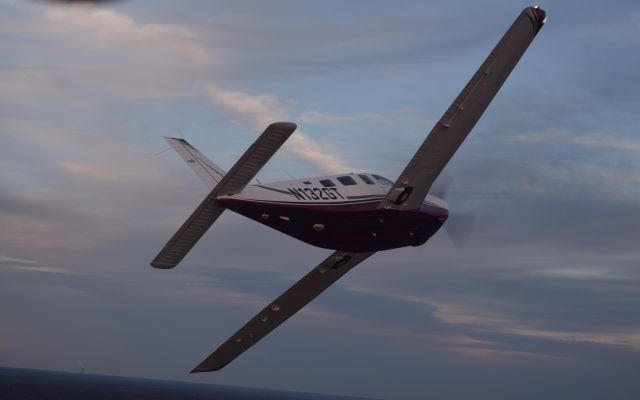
[157,273,270,308]
[429,298,640,352]
[0,255,76,275]
[0,116,198,254]
[0,256,38,265]
[1,2,361,178]
[206,86,355,173]
[347,284,640,353]
[0,3,216,102]
[438,346,569,362]
[60,161,121,183]
[513,131,640,152]
[298,110,384,125]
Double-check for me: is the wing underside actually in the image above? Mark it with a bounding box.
[380,6,546,211]
[191,250,375,372]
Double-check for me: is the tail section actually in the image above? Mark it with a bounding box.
[164,137,226,187]
[151,122,297,269]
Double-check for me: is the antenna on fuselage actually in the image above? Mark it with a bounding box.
[283,170,296,180]
[154,146,173,156]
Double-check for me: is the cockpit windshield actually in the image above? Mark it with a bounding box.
[372,174,394,186]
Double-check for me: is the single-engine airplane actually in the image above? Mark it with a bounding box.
[151,6,546,373]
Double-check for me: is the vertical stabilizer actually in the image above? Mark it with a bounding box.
[164,137,226,187]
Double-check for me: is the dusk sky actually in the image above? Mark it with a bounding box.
[1,1,640,399]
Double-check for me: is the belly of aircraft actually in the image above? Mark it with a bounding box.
[217,197,447,252]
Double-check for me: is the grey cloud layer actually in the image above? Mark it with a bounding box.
[1,1,640,399]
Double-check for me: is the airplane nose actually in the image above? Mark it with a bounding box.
[421,201,448,221]
[438,207,449,223]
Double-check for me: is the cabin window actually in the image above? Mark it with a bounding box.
[358,174,375,185]
[302,181,312,185]
[337,176,357,185]
[320,179,335,187]
[372,174,394,185]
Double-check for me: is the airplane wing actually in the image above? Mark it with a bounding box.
[379,6,546,211]
[191,250,376,372]
[151,122,297,269]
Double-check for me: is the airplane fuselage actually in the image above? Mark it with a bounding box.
[217,173,448,252]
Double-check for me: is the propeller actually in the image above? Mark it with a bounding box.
[431,175,453,199]
[443,212,475,247]
[431,176,475,247]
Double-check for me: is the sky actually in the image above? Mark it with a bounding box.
[1,0,639,399]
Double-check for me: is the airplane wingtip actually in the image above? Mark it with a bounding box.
[189,366,224,374]
[529,5,547,32]
[270,121,297,132]
[190,357,229,373]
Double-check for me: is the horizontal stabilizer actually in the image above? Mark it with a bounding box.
[213,122,297,195]
[150,197,225,269]
[191,250,375,372]
[151,122,297,269]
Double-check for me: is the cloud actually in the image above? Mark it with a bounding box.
[207,89,286,127]
[1,1,385,178]
[429,298,640,350]
[0,255,76,275]
[0,1,216,104]
[0,256,38,265]
[206,86,355,173]
[439,346,569,363]
[60,161,121,182]
[2,264,75,275]
[1,1,640,397]
[9,3,211,66]
[513,131,640,152]
[298,110,385,125]
[151,273,270,309]
[345,283,640,355]
[574,5,640,44]
[0,115,200,257]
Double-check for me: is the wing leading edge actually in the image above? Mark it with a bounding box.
[191,251,376,372]
[379,6,546,211]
